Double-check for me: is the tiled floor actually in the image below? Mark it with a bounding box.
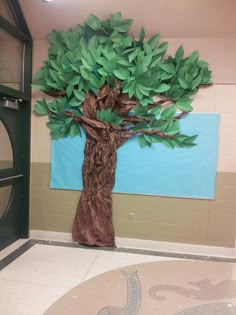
[0,239,177,315]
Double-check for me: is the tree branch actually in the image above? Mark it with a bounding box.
[148,99,176,109]
[118,128,174,143]
[173,111,189,120]
[121,116,151,126]
[45,90,67,97]
[128,129,172,138]
[64,111,109,130]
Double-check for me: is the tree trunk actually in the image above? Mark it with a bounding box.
[72,133,117,247]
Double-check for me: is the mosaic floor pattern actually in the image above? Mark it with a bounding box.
[44,260,236,315]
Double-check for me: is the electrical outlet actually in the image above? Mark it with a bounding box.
[129,212,135,221]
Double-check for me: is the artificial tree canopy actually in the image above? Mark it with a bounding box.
[33,12,212,149]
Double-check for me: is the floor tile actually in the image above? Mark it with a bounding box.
[0,239,29,260]
[0,279,68,315]
[84,250,177,281]
[0,244,99,287]
[43,260,236,315]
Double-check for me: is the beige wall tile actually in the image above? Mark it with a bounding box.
[208,227,236,244]
[30,213,74,233]
[218,146,236,166]
[209,212,236,229]
[30,174,46,189]
[31,148,51,164]
[218,157,236,173]
[113,207,208,227]
[216,172,236,187]
[114,219,208,243]
[113,194,209,214]
[215,185,236,201]
[209,200,236,215]
[31,162,51,174]
[30,163,236,247]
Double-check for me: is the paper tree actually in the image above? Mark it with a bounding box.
[33,13,212,247]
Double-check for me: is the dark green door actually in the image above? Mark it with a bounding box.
[0,0,32,250]
[0,101,27,249]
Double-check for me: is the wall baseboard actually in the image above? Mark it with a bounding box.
[30,230,236,259]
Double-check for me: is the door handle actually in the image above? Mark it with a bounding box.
[0,174,24,182]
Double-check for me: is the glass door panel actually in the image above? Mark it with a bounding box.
[0,185,12,220]
[0,120,14,169]
[0,27,23,91]
[0,0,18,27]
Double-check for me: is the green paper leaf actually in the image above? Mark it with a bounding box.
[66,84,74,98]
[33,69,45,81]
[74,90,85,102]
[138,135,150,148]
[175,45,184,65]
[47,121,63,130]
[178,77,189,89]
[134,105,148,116]
[98,68,108,76]
[111,12,122,22]
[147,34,160,49]
[97,108,123,125]
[113,19,133,32]
[161,105,176,120]
[131,122,147,131]
[86,14,102,30]
[69,76,80,86]
[189,51,199,64]
[165,121,180,135]
[144,134,162,143]
[34,98,48,115]
[113,69,130,80]
[199,60,209,68]
[154,42,168,56]
[70,123,81,137]
[81,57,92,70]
[49,69,59,82]
[50,60,60,71]
[176,98,193,111]
[88,73,100,88]
[69,97,80,107]
[31,83,48,91]
[140,97,154,107]
[155,83,170,93]
[150,106,161,116]
[58,97,67,112]
[160,138,175,149]
[117,59,131,66]
[159,63,176,74]
[139,27,145,43]
[143,43,152,56]
[128,49,139,63]
[192,71,203,88]
[65,117,73,125]
[80,67,90,80]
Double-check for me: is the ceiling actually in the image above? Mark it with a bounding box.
[19,0,236,40]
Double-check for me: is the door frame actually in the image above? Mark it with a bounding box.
[0,0,32,241]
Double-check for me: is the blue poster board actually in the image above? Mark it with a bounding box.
[51,113,219,199]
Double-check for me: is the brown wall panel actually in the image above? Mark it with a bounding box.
[30,163,236,247]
